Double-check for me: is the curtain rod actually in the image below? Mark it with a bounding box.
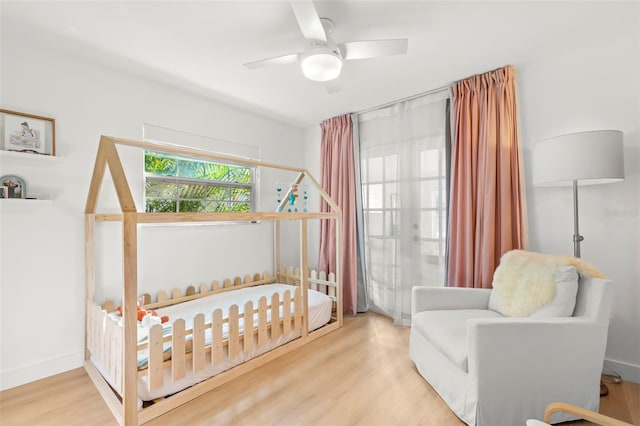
[354,83,452,116]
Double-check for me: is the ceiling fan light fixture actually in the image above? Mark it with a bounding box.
[301,50,342,82]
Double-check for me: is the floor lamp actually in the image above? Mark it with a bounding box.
[533,130,625,396]
[533,130,625,257]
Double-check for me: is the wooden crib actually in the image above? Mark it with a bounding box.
[84,136,342,425]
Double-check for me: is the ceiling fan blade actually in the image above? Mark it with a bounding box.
[324,77,342,94]
[290,0,326,43]
[243,53,300,69]
[340,39,408,60]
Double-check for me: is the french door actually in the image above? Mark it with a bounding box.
[358,92,449,324]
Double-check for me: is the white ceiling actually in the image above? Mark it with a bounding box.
[1,1,636,127]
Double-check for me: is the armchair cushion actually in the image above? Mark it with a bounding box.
[412,309,502,372]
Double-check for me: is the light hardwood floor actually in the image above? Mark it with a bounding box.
[1,313,638,426]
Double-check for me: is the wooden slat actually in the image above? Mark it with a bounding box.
[211,309,223,365]
[310,269,318,291]
[282,290,292,335]
[157,290,167,303]
[172,288,181,299]
[224,279,232,289]
[271,293,281,340]
[110,135,306,173]
[84,361,124,425]
[192,314,205,373]
[300,219,309,336]
[121,211,338,224]
[294,287,302,331]
[148,324,164,391]
[102,138,137,212]
[244,274,252,284]
[84,214,95,361]
[228,305,240,358]
[106,318,119,385]
[212,280,221,291]
[199,283,209,294]
[84,138,107,214]
[302,168,341,214]
[140,293,151,305]
[144,277,276,310]
[244,301,254,355]
[258,296,268,347]
[122,212,138,425]
[186,285,196,296]
[172,319,186,381]
[234,277,242,286]
[86,303,95,357]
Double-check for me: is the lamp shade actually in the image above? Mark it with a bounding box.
[533,130,625,186]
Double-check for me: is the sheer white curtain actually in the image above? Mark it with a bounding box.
[357,90,449,325]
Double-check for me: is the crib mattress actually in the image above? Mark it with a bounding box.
[93,283,332,401]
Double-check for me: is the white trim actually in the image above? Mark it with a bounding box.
[0,351,83,391]
[603,358,640,384]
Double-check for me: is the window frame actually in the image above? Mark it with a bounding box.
[143,150,257,215]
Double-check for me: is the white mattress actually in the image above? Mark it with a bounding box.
[93,283,332,401]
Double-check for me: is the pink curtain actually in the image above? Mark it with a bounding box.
[319,115,357,315]
[447,66,528,288]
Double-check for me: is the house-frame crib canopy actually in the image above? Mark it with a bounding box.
[84,135,342,426]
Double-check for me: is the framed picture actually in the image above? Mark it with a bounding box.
[0,109,55,156]
[0,175,26,199]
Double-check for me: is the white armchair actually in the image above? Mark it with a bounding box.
[409,273,613,426]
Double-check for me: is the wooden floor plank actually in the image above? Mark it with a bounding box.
[1,313,638,426]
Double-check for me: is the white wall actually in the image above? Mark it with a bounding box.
[518,30,640,381]
[0,35,304,389]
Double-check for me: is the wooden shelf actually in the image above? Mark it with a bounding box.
[0,194,52,204]
[0,198,51,204]
[0,150,60,162]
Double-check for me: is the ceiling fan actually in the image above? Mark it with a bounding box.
[243,0,408,92]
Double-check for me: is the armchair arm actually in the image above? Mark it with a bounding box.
[467,317,609,384]
[411,286,492,316]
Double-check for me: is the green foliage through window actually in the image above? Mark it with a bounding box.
[144,151,254,213]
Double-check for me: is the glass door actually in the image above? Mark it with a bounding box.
[359,93,448,324]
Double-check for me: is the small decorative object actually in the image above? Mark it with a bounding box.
[0,109,56,156]
[277,182,309,212]
[0,187,7,199]
[0,175,26,199]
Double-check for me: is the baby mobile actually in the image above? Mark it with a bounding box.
[276,182,308,212]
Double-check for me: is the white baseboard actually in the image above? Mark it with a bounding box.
[0,351,84,391]
[604,358,640,384]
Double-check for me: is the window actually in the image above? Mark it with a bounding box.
[144,151,254,213]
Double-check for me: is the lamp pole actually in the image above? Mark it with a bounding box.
[572,180,584,258]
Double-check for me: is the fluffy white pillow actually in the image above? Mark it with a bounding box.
[488,251,579,318]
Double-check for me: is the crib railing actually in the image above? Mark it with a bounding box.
[277,266,338,314]
[87,268,338,395]
[141,287,302,391]
[87,300,124,392]
[87,287,303,392]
